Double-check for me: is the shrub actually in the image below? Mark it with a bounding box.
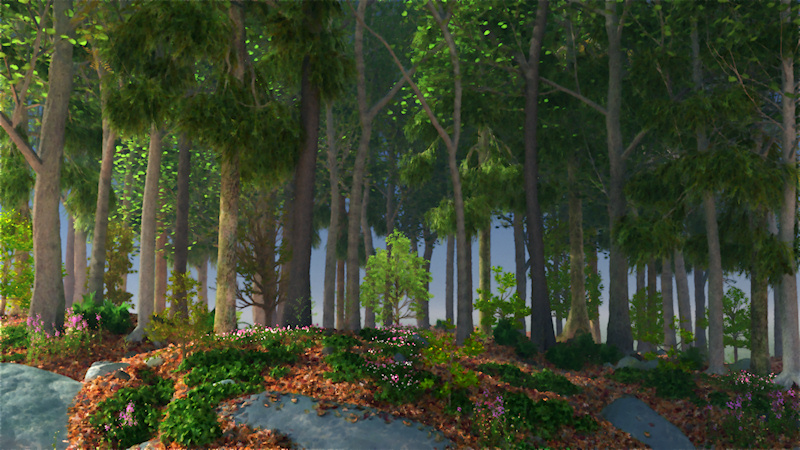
[493,318,538,359]
[323,350,369,383]
[0,322,29,351]
[477,362,581,396]
[677,346,706,371]
[545,332,622,371]
[321,333,361,352]
[71,292,132,335]
[502,391,597,440]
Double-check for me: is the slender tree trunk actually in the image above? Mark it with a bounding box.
[215,1,247,334]
[253,272,266,326]
[361,173,376,329]
[692,21,725,374]
[673,250,692,351]
[604,0,633,353]
[417,227,434,330]
[561,151,590,341]
[323,104,340,330]
[285,55,320,328]
[587,237,601,342]
[126,125,163,343]
[478,226,491,335]
[522,0,554,352]
[513,214,526,334]
[260,189,279,327]
[87,62,117,305]
[24,0,74,334]
[694,268,708,353]
[640,260,657,353]
[64,211,75,308]
[73,225,87,305]
[751,248,770,375]
[553,256,563,336]
[769,211,782,358]
[662,256,676,350]
[385,158,397,329]
[197,255,208,309]
[445,233,454,327]
[775,0,800,386]
[171,133,191,319]
[336,257,345,329]
[154,206,168,314]
[121,148,135,294]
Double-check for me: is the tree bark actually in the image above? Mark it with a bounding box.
[417,227,434,330]
[196,255,208,308]
[661,256,676,350]
[154,205,168,314]
[478,226,491,335]
[604,0,633,354]
[171,133,191,319]
[215,1,247,334]
[64,212,75,309]
[775,0,800,387]
[561,150,590,341]
[336,257,345,329]
[587,237,601,342]
[126,125,163,343]
[73,225,87,305]
[513,214,526,333]
[121,148,135,294]
[673,250,692,351]
[361,173,376,328]
[284,55,320,328]
[769,211,782,357]
[640,260,657,354]
[87,62,118,305]
[25,0,74,334]
[694,268,708,352]
[252,272,265,326]
[323,104,340,330]
[445,233,454,326]
[522,0,554,352]
[750,245,770,375]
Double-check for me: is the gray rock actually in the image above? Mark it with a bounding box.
[144,356,164,368]
[392,352,406,363]
[614,356,659,371]
[213,379,236,387]
[602,396,694,450]
[84,361,130,382]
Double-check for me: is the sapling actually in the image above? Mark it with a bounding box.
[360,231,432,325]
[419,323,485,408]
[474,266,531,331]
[144,273,215,361]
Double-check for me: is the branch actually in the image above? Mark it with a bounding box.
[0,111,42,172]
[540,77,607,115]
[621,127,649,161]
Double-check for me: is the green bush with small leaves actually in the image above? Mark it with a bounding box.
[493,318,538,359]
[0,322,29,351]
[545,332,622,371]
[321,333,362,351]
[502,391,598,440]
[323,350,369,383]
[477,362,581,396]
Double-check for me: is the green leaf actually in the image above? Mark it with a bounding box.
[727,75,737,82]
[484,30,490,36]
[9,64,18,70]
[0,52,5,58]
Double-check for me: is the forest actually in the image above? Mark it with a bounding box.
[2,0,800,392]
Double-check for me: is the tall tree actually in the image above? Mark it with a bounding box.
[0,0,75,334]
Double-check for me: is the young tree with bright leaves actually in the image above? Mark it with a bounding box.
[360,231,432,326]
[722,286,751,363]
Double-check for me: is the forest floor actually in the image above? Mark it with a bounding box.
[1,312,797,449]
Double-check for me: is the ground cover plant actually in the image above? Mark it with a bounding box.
[2,312,800,448]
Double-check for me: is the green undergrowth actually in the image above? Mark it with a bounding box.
[545,332,623,371]
[476,362,581,396]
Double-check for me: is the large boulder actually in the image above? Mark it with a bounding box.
[602,396,694,450]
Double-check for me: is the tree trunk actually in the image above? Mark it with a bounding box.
[513,214,526,333]
[769,211,782,358]
[252,272,265,326]
[445,233,454,326]
[640,260,657,354]
[587,237,601,342]
[561,151,590,341]
[154,206,168,314]
[385,160,397,329]
[285,55,320,328]
[87,63,117,305]
[64,212,75,308]
[523,0,554,352]
[197,255,208,308]
[775,0,800,387]
[336,257,345,329]
[215,1,247,334]
[750,247,770,375]
[361,173,376,329]
[673,250,692,351]
[553,256,563,336]
[694,268,708,352]
[24,0,74,334]
[417,227,434,330]
[171,133,191,319]
[73,225,88,305]
[691,20,725,375]
[121,148,135,294]
[126,125,163,343]
[478,226,491,335]
[661,256,676,350]
[323,103,340,330]
[260,189,279,327]
[604,0,633,354]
